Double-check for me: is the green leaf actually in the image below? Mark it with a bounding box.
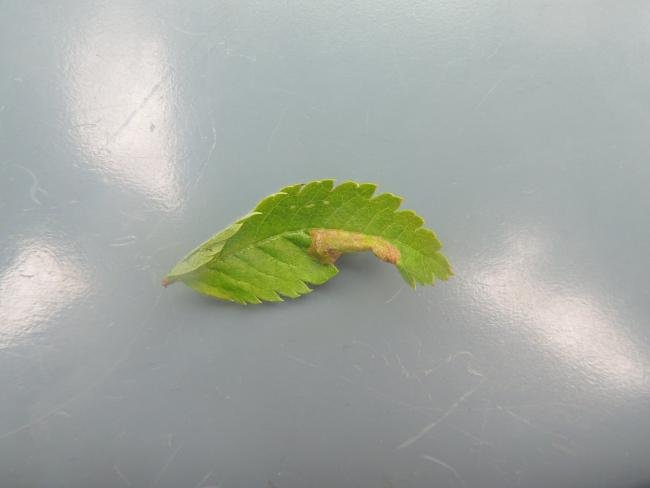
[163,180,452,304]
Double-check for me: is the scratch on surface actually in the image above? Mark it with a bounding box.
[421,454,467,488]
[475,75,506,110]
[286,354,318,369]
[422,356,448,377]
[397,384,481,450]
[102,34,217,149]
[475,397,491,468]
[391,45,407,90]
[551,441,577,456]
[193,471,214,488]
[487,35,506,60]
[266,105,289,153]
[415,336,424,360]
[224,40,257,62]
[186,113,218,194]
[214,386,231,400]
[0,291,164,441]
[448,425,493,447]
[384,284,406,304]
[104,68,173,147]
[114,464,132,487]
[13,163,48,205]
[448,350,484,379]
[164,19,210,37]
[491,401,581,411]
[110,235,137,247]
[153,442,184,487]
[498,406,570,442]
[395,354,411,379]
[351,340,390,367]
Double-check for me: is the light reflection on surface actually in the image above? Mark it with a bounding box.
[469,229,646,392]
[65,8,183,209]
[0,239,90,349]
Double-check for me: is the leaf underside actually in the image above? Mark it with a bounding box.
[164,180,452,304]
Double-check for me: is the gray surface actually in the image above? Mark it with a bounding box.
[1,1,650,487]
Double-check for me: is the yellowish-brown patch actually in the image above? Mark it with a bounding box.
[308,229,400,265]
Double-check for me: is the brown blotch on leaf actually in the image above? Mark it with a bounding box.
[308,229,400,265]
[373,242,400,264]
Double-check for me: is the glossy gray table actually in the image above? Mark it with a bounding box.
[1,1,649,487]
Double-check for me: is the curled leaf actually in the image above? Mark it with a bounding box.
[163,180,452,304]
